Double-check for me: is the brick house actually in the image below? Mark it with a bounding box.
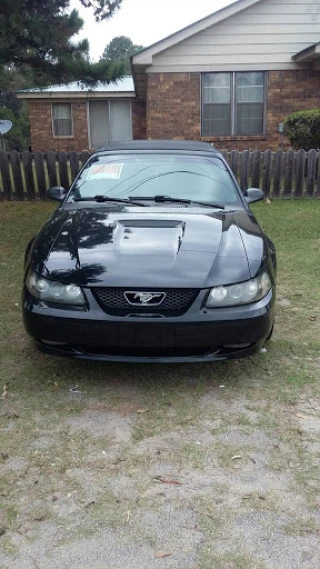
[18,77,143,152]
[19,0,320,152]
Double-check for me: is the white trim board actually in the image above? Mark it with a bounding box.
[145,63,313,73]
[17,92,135,100]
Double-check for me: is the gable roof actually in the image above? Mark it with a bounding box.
[132,0,263,66]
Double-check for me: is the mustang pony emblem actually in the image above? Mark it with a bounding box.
[124,291,166,306]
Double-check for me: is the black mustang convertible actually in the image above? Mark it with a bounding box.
[22,141,276,362]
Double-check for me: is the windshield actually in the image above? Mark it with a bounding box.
[70,153,240,205]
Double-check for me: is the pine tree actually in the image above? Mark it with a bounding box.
[0,0,125,149]
[0,0,124,86]
[101,36,144,74]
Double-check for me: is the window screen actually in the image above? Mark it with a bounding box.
[52,104,73,137]
[236,72,265,135]
[202,73,231,136]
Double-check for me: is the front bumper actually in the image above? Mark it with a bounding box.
[22,287,274,362]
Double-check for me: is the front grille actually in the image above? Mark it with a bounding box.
[91,287,199,317]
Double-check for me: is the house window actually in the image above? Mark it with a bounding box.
[52,103,73,137]
[202,72,266,136]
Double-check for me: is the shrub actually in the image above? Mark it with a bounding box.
[284,109,320,151]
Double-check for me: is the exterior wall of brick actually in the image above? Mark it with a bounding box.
[131,71,147,140]
[145,70,320,151]
[29,100,89,152]
[27,69,320,152]
[146,73,201,140]
[265,69,320,151]
[132,99,147,140]
[28,97,146,151]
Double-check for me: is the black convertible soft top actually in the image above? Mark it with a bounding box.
[98,140,218,153]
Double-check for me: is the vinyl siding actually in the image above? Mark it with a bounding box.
[148,0,320,72]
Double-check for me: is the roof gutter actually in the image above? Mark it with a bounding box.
[17,91,136,100]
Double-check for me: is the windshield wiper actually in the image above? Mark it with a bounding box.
[73,195,148,207]
[72,194,224,209]
[132,195,225,209]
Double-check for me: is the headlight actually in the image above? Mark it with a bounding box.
[26,270,85,306]
[206,272,272,308]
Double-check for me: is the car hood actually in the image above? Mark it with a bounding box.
[32,207,265,288]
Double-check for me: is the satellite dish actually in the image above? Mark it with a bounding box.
[0,120,13,135]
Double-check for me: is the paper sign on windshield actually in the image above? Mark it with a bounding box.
[88,163,123,180]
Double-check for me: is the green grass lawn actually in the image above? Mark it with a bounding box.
[0,200,320,568]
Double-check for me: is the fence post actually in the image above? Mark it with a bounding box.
[69,151,80,181]
[0,151,12,200]
[240,150,249,192]
[306,149,317,198]
[10,150,24,200]
[283,150,294,198]
[46,151,58,187]
[262,150,272,198]
[22,151,36,200]
[230,150,239,182]
[80,151,90,168]
[272,149,283,198]
[293,149,306,198]
[251,149,261,188]
[33,151,47,200]
[58,151,70,189]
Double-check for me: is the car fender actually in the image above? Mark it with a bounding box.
[24,237,35,269]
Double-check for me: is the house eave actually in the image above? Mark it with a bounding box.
[17,91,136,100]
[293,42,320,64]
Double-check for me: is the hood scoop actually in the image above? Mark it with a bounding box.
[114,220,186,260]
[120,220,184,228]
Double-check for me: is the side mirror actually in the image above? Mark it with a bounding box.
[47,186,68,202]
[244,188,264,204]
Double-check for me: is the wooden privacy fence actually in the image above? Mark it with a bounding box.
[0,150,90,201]
[1,148,320,201]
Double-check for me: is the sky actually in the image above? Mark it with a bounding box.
[71,0,237,61]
